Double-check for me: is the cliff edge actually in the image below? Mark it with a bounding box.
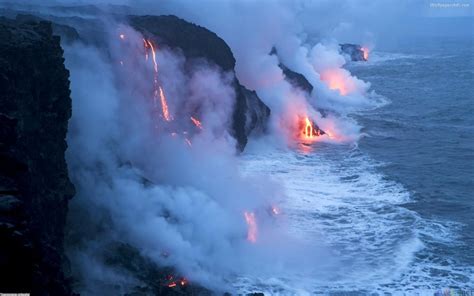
[0,18,74,295]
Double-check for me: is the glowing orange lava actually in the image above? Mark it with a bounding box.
[145,39,158,72]
[320,70,349,95]
[299,116,322,142]
[361,47,369,61]
[159,86,172,121]
[190,116,203,129]
[143,38,172,122]
[244,211,257,243]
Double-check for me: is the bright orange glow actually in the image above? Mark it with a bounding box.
[304,117,314,138]
[190,116,203,129]
[299,116,321,142]
[180,278,188,286]
[244,211,257,243]
[159,86,172,121]
[143,38,172,122]
[320,70,349,95]
[361,47,369,61]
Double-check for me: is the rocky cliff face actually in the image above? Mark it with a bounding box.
[0,18,74,295]
[340,43,367,61]
[129,15,270,150]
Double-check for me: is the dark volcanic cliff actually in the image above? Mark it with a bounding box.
[129,15,270,150]
[0,18,74,294]
[340,43,367,61]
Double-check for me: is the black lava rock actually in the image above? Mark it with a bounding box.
[0,17,75,295]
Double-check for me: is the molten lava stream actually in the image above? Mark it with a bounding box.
[158,87,172,121]
[143,38,172,122]
[299,116,321,143]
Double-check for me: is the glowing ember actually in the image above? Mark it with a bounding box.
[190,116,203,129]
[361,47,369,61]
[166,275,188,288]
[244,211,257,243]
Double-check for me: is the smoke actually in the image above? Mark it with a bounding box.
[62,20,334,294]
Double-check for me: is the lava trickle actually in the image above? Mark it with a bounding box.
[190,116,203,129]
[143,38,172,121]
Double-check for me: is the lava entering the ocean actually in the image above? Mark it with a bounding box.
[299,116,324,143]
[361,47,369,61]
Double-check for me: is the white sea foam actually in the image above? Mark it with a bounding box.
[236,142,471,294]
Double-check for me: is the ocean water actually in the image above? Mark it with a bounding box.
[238,36,473,294]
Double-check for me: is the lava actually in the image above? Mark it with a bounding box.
[166,275,188,288]
[320,69,350,95]
[304,117,314,139]
[143,38,172,121]
[159,86,172,121]
[299,116,322,142]
[190,116,203,129]
[244,211,257,243]
[144,39,158,72]
[361,47,369,61]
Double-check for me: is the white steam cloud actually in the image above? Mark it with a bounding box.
[63,21,331,294]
